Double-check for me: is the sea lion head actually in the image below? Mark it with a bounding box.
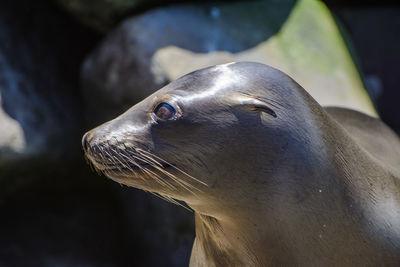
[82,62,325,210]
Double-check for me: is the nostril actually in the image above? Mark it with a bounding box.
[82,133,90,153]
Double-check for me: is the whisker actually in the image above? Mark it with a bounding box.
[118,158,156,180]
[119,148,195,192]
[158,168,198,195]
[86,141,205,198]
[109,148,135,172]
[103,149,120,168]
[156,167,200,192]
[134,149,203,194]
[97,149,114,174]
[143,166,177,190]
[123,150,163,168]
[121,148,177,189]
[133,151,164,168]
[137,149,207,186]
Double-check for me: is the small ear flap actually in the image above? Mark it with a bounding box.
[249,104,277,118]
[226,93,277,118]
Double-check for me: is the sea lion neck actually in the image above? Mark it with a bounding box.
[190,212,285,267]
[187,109,400,266]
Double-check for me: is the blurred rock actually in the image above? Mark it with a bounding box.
[0,1,194,265]
[0,93,25,155]
[55,0,400,32]
[82,0,377,124]
[0,48,62,157]
[55,0,141,31]
[0,2,135,264]
[0,0,98,160]
[55,0,222,31]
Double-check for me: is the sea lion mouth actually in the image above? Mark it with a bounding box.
[85,143,170,175]
[88,153,171,174]
[83,140,207,193]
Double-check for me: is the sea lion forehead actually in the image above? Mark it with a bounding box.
[158,62,254,101]
[180,63,243,102]
[152,62,292,109]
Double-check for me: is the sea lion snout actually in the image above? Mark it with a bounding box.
[81,126,105,154]
[82,110,149,151]
[82,118,132,163]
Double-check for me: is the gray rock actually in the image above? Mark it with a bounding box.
[55,0,141,31]
[0,1,193,265]
[0,93,25,155]
[0,0,97,160]
[55,0,227,31]
[82,0,376,124]
[0,50,56,157]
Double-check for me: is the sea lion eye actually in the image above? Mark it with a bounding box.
[153,102,176,120]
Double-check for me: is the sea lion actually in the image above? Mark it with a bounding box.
[82,62,400,266]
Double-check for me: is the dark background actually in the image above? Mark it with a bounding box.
[0,0,398,266]
[326,1,400,134]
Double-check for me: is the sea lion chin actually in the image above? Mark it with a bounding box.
[82,62,400,266]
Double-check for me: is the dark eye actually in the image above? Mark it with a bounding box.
[153,102,176,120]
